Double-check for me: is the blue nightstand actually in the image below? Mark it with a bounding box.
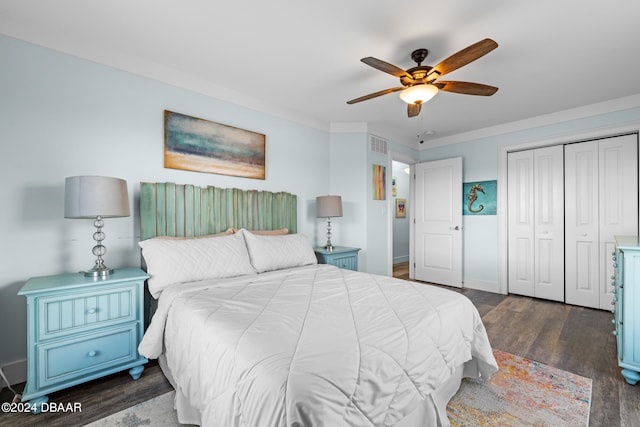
[314,246,361,271]
[18,267,149,412]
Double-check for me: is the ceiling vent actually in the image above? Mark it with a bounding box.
[370,135,388,154]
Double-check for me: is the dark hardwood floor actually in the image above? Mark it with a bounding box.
[1,263,637,426]
[393,262,639,427]
[0,360,172,426]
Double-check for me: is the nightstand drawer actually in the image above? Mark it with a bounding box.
[331,256,358,270]
[37,282,140,340]
[315,246,360,271]
[37,323,139,388]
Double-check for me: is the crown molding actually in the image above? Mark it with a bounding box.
[422,93,640,149]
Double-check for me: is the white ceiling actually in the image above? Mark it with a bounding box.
[3,1,640,148]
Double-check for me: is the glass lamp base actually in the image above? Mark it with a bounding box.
[84,215,113,278]
[83,267,114,278]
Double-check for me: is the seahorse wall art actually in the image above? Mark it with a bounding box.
[463,180,497,215]
[467,183,485,213]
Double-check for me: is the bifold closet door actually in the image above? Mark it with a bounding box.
[564,140,599,308]
[565,134,638,309]
[507,145,564,301]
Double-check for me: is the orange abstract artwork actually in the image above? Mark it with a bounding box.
[373,164,386,200]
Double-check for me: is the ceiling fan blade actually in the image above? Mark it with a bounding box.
[361,57,413,80]
[347,87,405,104]
[435,81,498,96]
[407,103,421,117]
[427,38,498,81]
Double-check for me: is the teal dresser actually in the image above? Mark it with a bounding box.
[18,267,149,412]
[613,236,640,385]
[314,246,360,271]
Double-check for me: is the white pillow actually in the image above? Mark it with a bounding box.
[241,229,317,273]
[139,232,255,298]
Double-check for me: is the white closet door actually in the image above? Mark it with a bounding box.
[508,146,564,300]
[598,134,638,310]
[565,134,638,309]
[508,150,535,296]
[534,146,565,301]
[565,140,600,308]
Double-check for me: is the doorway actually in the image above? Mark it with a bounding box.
[392,160,411,271]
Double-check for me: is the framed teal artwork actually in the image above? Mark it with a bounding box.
[164,110,266,180]
[463,180,497,215]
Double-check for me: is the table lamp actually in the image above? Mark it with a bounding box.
[316,195,343,251]
[64,176,130,277]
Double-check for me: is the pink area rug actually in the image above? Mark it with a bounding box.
[447,350,592,426]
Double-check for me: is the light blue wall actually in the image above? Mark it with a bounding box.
[328,133,419,275]
[366,147,391,275]
[0,35,331,368]
[420,107,640,290]
[328,132,368,270]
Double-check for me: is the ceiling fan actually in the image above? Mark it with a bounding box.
[346,38,499,117]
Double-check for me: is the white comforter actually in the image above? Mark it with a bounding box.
[139,264,497,427]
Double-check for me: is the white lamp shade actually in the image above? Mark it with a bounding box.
[316,195,343,218]
[399,84,439,104]
[65,176,130,219]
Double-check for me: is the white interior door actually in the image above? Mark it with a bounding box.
[414,157,462,286]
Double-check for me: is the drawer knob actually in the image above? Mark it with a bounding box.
[88,350,98,357]
[612,319,617,324]
[612,330,618,336]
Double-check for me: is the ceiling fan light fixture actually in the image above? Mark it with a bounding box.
[399,84,439,105]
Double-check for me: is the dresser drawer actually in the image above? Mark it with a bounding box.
[37,282,140,340]
[37,323,139,388]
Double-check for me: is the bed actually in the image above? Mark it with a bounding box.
[137,182,498,427]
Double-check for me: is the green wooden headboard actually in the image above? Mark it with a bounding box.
[140,182,297,240]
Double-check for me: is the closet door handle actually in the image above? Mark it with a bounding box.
[450,226,460,230]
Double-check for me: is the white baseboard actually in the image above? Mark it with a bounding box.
[1,359,27,386]
[393,255,409,264]
[463,278,504,294]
